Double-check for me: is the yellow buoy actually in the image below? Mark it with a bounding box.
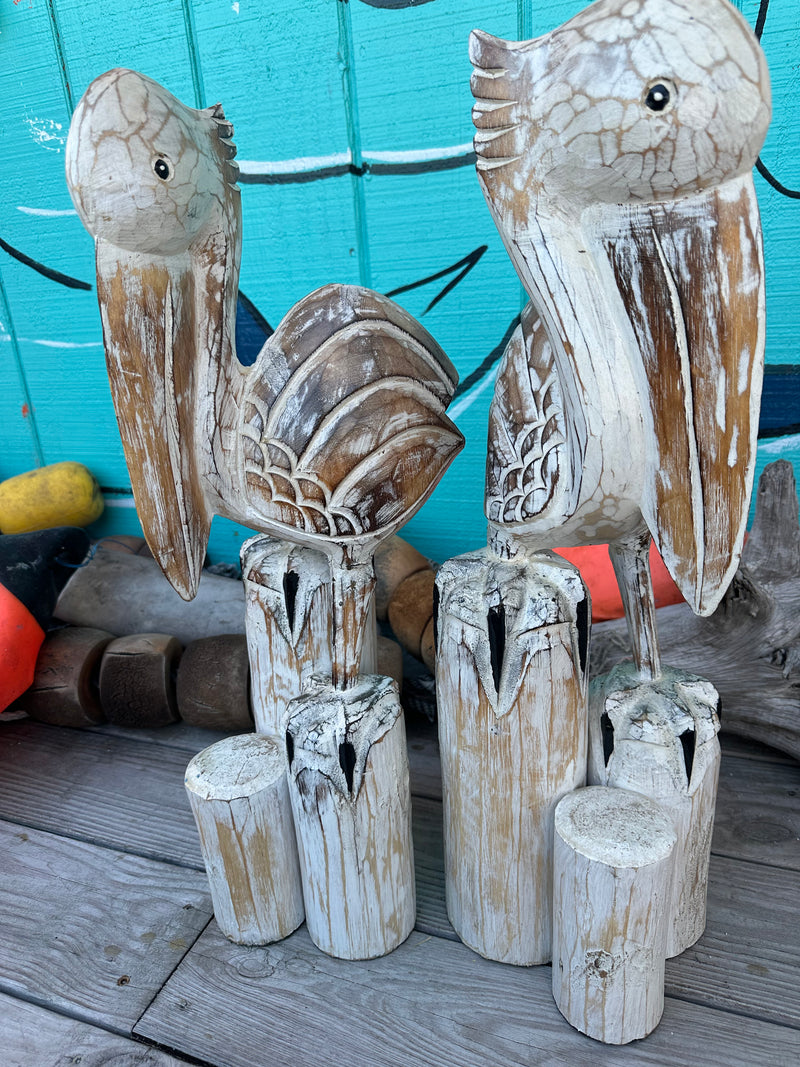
[0,462,105,534]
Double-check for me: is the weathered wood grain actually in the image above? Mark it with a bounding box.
[186,733,304,946]
[288,676,415,959]
[136,921,800,1067]
[714,749,800,870]
[553,788,677,1044]
[436,549,588,965]
[588,664,722,958]
[0,719,796,886]
[86,720,237,753]
[667,854,800,1030]
[0,720,205,868]
[0,821,211,1033]
[0,990,193,1067]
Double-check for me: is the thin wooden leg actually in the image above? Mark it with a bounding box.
[609,531,661,681]
[329,551,376,691]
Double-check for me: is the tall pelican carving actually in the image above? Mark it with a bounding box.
[65,69,463,689]
[433,0,771,971]
[471,0,771,678]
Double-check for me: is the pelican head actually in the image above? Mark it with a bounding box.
[471,0,770,219]
[66,69,242,600]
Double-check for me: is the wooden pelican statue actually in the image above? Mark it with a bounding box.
[471,0,770,679]
[433,0,770,971]
[65,69,463,690]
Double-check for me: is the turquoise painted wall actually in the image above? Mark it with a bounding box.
[1,0,797,564]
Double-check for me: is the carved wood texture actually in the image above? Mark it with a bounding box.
[65,67,463,627]
[471,0,771,622]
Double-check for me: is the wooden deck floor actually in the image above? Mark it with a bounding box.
[0,711,798,1066]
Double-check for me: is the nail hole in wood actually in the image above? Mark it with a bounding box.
[283,569,300,633]
[600,712,615,767]
[679,727,696,784]
[338,739,357,793]
[487,603,506,696]
[285,729,295,768]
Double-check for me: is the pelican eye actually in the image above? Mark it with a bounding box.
[153,157,172,181]
[644,82,672,113]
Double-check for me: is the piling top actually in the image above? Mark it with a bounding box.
[185,733,286,801]
[555,786,676,868]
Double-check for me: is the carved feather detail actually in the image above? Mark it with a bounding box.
[240,296,463,543]
[486,307,567,526]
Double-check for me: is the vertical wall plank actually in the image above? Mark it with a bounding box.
[0,0,128,483]
[345,0,520,558]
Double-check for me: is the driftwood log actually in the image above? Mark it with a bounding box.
[591,460,800,760]
[185,733,304,946]
[435,549,588,965]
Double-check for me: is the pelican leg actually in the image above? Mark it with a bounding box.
[609,531,661,681]
[329,549,376,690]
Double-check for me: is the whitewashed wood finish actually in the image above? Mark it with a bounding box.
[588,663,721,957]
[65,68,463,691]
[242,534,380,734]
[241,535,332,736]
[471,0,771,677]
[592,460,800,761]
[435,548,589,965]
[286,674,415,960]
[553,787,677,1045]
[185,734,304,946]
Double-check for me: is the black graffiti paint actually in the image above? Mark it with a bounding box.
[386,245,487,315]
[754,0,800,199]
[0,236,92,290]
[357,0,437,9]
[238,152,476,186]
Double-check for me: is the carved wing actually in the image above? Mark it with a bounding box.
[240,285,464,544]
[485,302,569,527]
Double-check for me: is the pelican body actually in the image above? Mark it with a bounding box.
[66,70,463,687]
[471,0,770,674]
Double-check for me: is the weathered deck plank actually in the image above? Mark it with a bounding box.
[0,721,204,868]
[667,854,800,1029]
[1,719,796,873]
[0,991,194,1066]
[0,821,212,1034]
[135,923,800,1067]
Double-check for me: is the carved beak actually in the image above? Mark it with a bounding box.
[95,240,211,600]
[598,175,765,614]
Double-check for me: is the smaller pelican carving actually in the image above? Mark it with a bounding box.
[471,0,771,678]
[66,69,463,688]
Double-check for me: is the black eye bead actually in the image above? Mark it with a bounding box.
[645,83,671,112]
[153,158,171,180]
